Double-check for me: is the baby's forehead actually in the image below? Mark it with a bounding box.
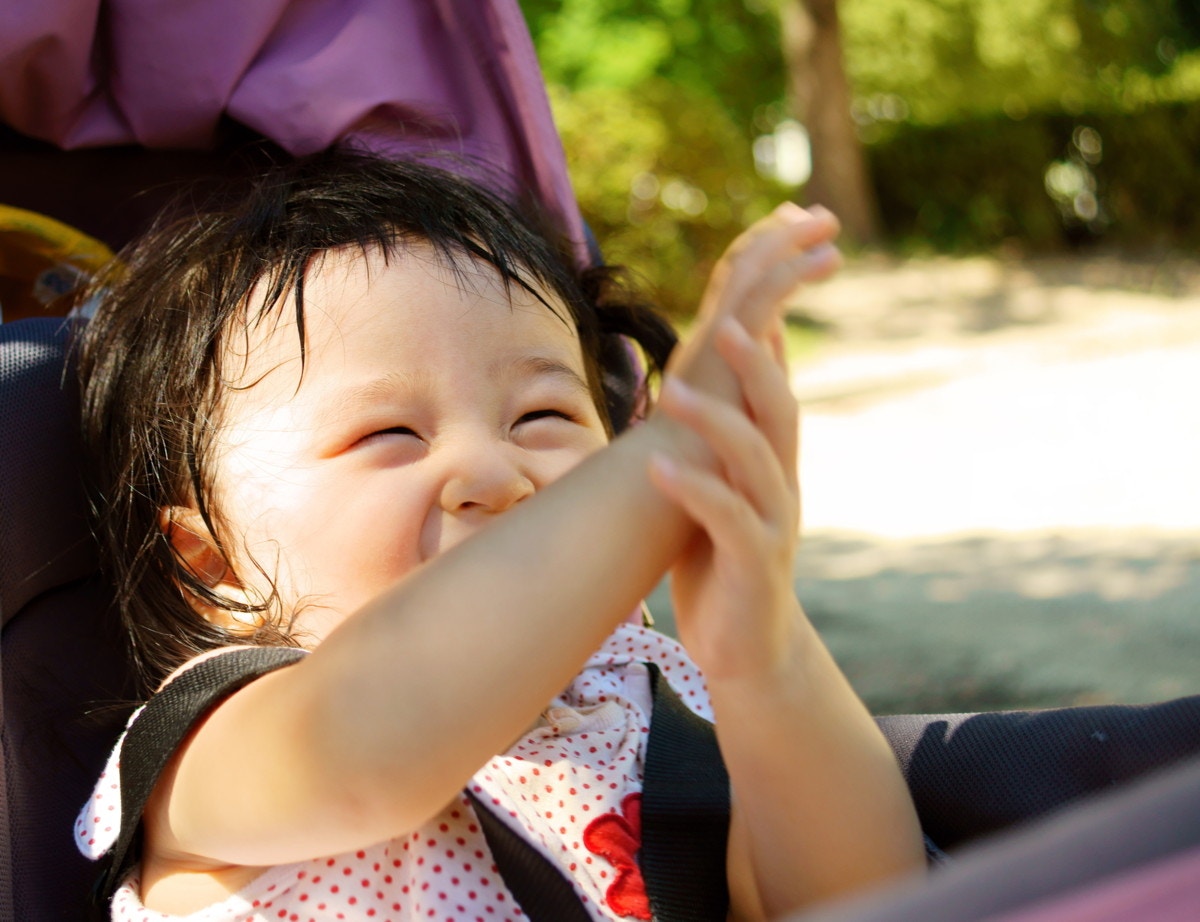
[219,242,581,398]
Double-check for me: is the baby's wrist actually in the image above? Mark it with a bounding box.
[640,396,717,470]
[703,599,809,690]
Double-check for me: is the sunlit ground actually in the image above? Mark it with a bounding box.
[649,252,1200,714]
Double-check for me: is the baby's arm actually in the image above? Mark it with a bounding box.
[144,207,842,876]
[649,320,925,917]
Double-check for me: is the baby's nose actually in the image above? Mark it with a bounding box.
[439,439,535,514]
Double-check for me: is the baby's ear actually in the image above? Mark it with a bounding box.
[160,506,231,588]
[159,507,254,628]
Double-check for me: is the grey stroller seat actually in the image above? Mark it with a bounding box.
[1,316,138,921]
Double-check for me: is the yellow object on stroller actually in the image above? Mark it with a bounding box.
[0,204,112,322]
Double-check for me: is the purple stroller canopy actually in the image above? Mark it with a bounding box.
[0,0,586,259]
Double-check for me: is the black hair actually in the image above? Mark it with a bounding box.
[77,149,677,691]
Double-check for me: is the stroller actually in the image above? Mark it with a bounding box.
[3,3,1200,920]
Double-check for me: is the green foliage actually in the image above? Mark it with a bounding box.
[869,118,1065,251]
[842,0,1200,125]
[523,0,1200,309]
[520,0,783,128]
[522,0,786,315]
[1083,103,1200,246]
[847,0,1200,251]
[870,104,1200,252]
[548,79,782,316]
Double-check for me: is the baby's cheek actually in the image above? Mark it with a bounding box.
[216,493,312,611]
[304,499,429,612]
[543,441,605,486]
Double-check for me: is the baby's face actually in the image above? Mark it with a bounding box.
[203,245,609,642]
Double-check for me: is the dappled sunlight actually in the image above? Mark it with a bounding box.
[778,255,1200,714]
[789,252,1200,346]
[794,530,1200,714]
[800,341,1200,536]
[797,531,1198,603]
[795,255,1200,538]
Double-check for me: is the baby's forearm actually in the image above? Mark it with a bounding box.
[714,606,925,917]
[314,206,842,773]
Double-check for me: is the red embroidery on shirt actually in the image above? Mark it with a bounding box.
[582,793,651,920]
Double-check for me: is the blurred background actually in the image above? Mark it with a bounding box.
[520,0,1200,714]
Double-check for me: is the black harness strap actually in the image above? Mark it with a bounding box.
[97,649,731,922]
[642,664,731,922]
[465,665,732,922]
[466,788,594,922]
[95,646,308,905]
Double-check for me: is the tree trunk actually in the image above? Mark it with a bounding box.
[781,0,881,245]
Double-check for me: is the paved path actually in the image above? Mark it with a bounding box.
[652,252,1200,713]
[800,323,1200,537]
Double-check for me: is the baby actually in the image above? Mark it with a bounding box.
[76,150,923,921]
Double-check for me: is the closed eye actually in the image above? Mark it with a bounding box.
[517,409,574,425]
[353,425,422,449]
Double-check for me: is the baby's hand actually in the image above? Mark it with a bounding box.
[665,204,839,413]
[698,203,840,339]
[648,317,802,680]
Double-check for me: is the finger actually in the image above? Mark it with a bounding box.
[714,319,800,492]
[648,453,772,567]
[700,206,841,335]
[721,202,840,263]
[705,238,841,338]
[767,319,788,372]
[657,377,795,529]
[715,213,839,307]
[728,202,836,251]
[733,244,842,335]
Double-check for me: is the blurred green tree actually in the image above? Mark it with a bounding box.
[519,0,789,315]
[844,0,1200,250]
[522,0,1200,304]
[841,0,1200,127]
[520,0,783,131]
[780,0,880,244]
